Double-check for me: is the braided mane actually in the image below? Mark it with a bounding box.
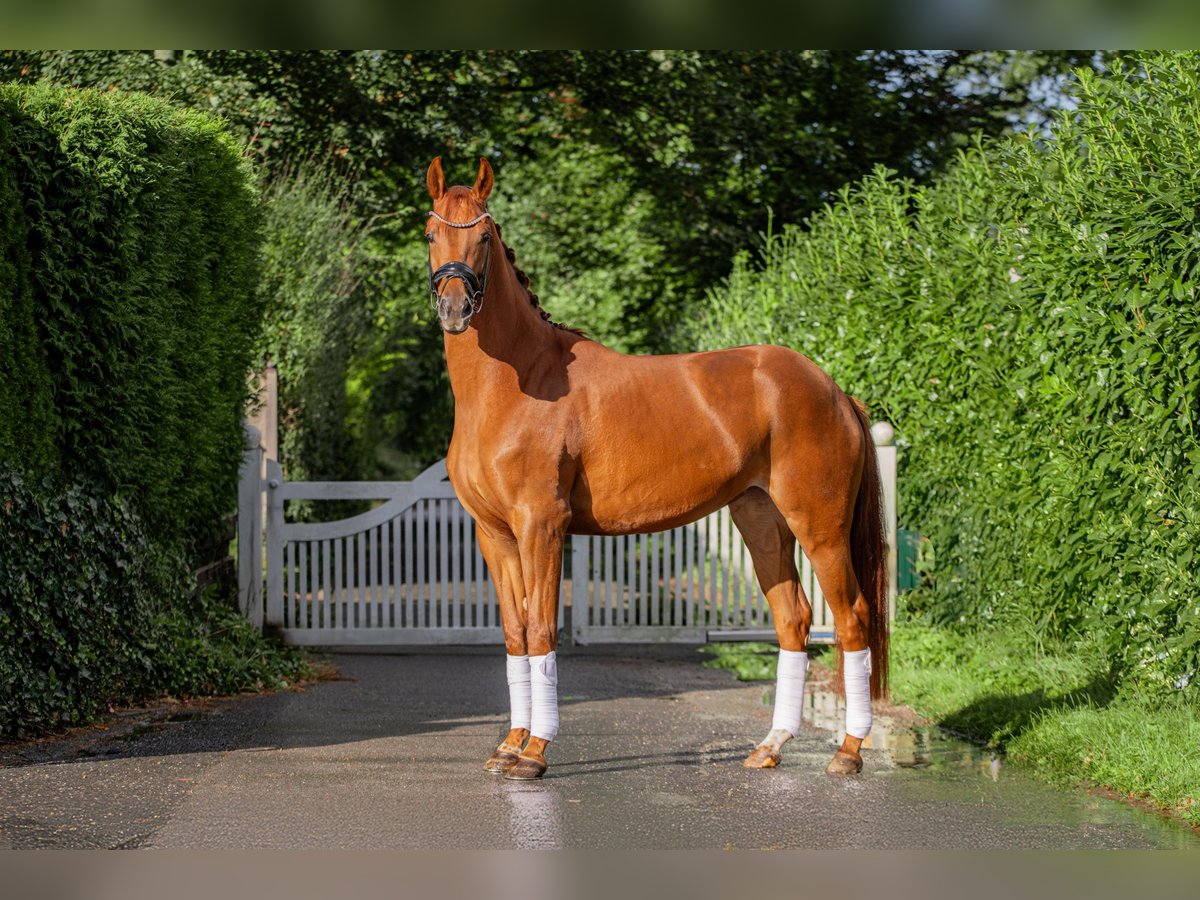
[494,221,588,338]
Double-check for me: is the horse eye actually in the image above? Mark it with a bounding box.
[480,233,491,243]
[426,233,435,243]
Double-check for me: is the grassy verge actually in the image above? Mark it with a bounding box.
[889,623,1199,826]
[699,626,1200,826]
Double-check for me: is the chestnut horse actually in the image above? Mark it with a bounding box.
[425,157,888,781]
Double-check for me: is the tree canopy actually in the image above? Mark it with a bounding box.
[1,50,1096,478]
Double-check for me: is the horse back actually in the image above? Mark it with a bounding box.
[565,342,852,534]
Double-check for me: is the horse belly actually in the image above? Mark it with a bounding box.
[569,436,760,535]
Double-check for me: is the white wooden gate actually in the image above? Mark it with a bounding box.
[256,457,562,645]
[238,425,895,647]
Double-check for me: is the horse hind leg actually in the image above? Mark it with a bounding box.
[728,489,812,769]
[799,534,872,776]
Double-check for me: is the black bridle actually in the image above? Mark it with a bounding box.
[427,209,493,316]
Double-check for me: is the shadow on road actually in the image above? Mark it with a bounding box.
[0,644,749,770]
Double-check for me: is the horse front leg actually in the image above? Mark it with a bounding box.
[503,512,568,781]
[477,527,533,776]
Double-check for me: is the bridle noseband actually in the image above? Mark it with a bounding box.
[427,209,493,316]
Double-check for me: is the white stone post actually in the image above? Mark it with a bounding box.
[870,421,898,622]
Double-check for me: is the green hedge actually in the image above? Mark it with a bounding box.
[0,83,270,734]
[0,469,186,734]
[0,470,310,737]
[0,82,261,547]
[683,52,1200,698]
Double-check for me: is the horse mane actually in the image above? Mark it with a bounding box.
[493,221,589,339]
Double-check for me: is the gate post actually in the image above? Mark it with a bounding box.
[870,421,898,622]
[237,423,264,628]
[265,457,286,629]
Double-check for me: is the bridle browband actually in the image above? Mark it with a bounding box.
[427,209,493,317]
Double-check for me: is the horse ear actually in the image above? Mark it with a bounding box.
[426,157,445,201]
[472,157,494,202]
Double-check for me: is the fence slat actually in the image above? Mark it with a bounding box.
[438,501,449,629]
[307,540,318,630]
[381,521,391,628]
[343,535,352,628]
[672,526,681,627]
[332,538,342,629]
[355,531,365,628]
[486,533,497,628]
[638,533,647,626]
[415,501,427,628]
[299,541,309,630]
[605,534,615,626]
[320,539,331,629]
[722,510,733,627]
[451,504,462,629]
[284,540,294,629]
[472,519,484,628]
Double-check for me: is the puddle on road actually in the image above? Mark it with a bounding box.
[803,685,1004,779]
[799,683,1200,848]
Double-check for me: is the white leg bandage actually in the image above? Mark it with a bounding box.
[529,652,559,741]
[506,654,531,732]
[771,649,809,737]
[843,648,872,739]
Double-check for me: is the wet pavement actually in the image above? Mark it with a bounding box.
[1,645,1196,849]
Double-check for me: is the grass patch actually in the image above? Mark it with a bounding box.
[698,642,778,681]
[889,622,1200,826]
[1008,698,1200,821]
[698,642,833,682]
[699,627,1200,825]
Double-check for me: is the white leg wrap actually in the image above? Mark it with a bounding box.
[506,654,531,732]
[771,649,808,737]
[843,648,873,739]
[529,652,559,741]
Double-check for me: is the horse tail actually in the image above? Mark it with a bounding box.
[844,396,889,700]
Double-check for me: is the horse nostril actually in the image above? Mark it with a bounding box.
[462,300,473,317]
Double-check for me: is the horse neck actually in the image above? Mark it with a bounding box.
[443,255,563,395]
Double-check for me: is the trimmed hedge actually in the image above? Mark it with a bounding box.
[0,82,261,547]
[683,52,1200,698]
[0,83,270,735]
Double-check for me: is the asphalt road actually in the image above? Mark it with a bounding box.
[1,646,1196,850]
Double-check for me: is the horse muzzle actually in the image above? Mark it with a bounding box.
[437,295,475,334]
[430,258,486,334]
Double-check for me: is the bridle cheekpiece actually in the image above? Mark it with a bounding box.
[427,209,493,317]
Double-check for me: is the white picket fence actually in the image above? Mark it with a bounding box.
[237,423,897,647]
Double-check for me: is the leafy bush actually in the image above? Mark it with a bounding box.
[0,83,293,736]
[257,158,373,493]
[0,82,261,548]
[682,51,1200,698]
[0,470,310,738]
[147,584,312,698]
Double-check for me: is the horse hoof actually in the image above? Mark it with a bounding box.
[825,750,863,776]
[484,750,520,775]
[743,746,782,769]
[504,755,548,781]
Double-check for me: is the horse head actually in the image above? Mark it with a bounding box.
[425,156,495,334]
